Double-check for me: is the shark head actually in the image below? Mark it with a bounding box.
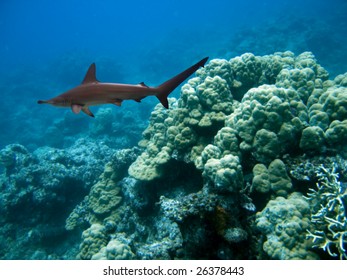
[37,96,70,107]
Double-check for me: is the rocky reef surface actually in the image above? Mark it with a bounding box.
[0,138,117,259]
[1,51,346,259]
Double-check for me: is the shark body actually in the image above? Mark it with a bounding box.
[38,57,208,117]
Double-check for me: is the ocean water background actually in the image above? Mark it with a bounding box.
[0,0,347,260]
[1,0,346,150]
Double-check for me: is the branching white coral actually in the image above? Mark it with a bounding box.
[305,165,347,259]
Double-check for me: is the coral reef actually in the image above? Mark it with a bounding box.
[64,51,347,260]
[65,148,140,230]
[256,192,318,259]
[0,139,116,259]
[2,51,347,260]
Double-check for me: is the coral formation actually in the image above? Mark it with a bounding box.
[92,237,135,260]
[202,154,243,193]
[256,192,318,259]
[69,51,347,260]
[0,139,115,259]
[78,224,109,260]
[65,148,140,230]
[251,159,292,197]
[228,85,307,163]
[306,165,347,259]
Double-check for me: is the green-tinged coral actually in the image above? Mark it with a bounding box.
[66,164,122,229]
[196,144,222,169]
[129,103,173,181]
[256,192,318,260]
[129,51,336,183]
[306,165,347,259]
[251,163,270,193]
[259,51,295,83]
[92,238,135,260]
[276,52,329,103]
[87,177,122,216]
[65,148,139,230]
[334,73,347,87]
[195,127,240,169]
[268,159,293,197]
[213,127,240,157]
[196,58,234,86]
[308,85,347,126]
[251,159,292,196]
[276,68,316,103]
[227,85,307,163]
[202,154,243,193]
[306,85,347,155]
[299,126,326,151]
[128,150,163,181]
[228,53,263,99]
[78,224,109,260]
[129,72,234,181]
[318,86,347,121]
[325,120,347,158]
[196,76,233,112]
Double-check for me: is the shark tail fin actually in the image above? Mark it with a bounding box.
[155,57,208,109]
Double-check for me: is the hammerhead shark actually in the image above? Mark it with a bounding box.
[38,57,208,117]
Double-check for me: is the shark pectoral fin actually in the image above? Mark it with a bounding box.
[71,104,83,114]
[82,107,95,117]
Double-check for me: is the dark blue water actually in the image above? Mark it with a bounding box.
[2,0,345,72]
[1,0,346,149]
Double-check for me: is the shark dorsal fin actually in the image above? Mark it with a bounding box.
[82,63,99,84]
